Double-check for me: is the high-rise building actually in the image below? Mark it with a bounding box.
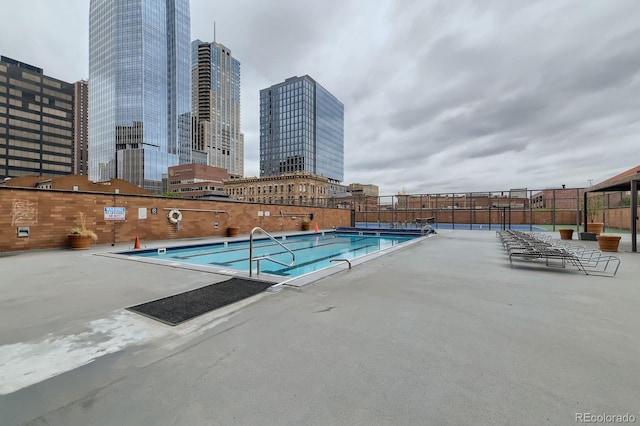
[73,80,89,175]
[89,0,191,193]
[259,75,344,187]
[191,40,244,177]
[0,56,74,180]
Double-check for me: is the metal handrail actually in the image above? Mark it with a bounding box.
[421,224,434,235]
[249,227,295,276]
[329,258,352,269]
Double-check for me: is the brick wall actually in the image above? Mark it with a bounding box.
[0,187,352,252]
[356,207,640,230]
[605,207,640,230]
[356,209,581,226]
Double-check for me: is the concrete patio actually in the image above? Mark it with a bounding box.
[0,230,638,425]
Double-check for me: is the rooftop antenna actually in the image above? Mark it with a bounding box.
[214,21,216,43]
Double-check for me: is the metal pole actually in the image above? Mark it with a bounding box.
[390,196,394,227]
[471,193,475,230]
[488,194,492,230]
[583,191,588,232]
[529,189,534,231]
[405,193,408,228]
[452,193,455,229]
[603,193,608,232]
[435,194,438,229]
[249,231,254,276]
[575,188,580,233]
[551,189,556,231]
[632,179,638,252]
[467,193,471,230]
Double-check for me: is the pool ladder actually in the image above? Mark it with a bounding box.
[420,224,435,235]
[249,227,296,276]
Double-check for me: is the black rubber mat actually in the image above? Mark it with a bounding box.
[127,278,274,326]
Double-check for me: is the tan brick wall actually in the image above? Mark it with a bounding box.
[0,188,352,252]
[4,175,152,195]
[605,207,640,230]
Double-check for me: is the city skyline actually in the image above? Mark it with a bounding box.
[1,0,640,194]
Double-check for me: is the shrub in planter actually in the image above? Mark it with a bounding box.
[68,212,98,250]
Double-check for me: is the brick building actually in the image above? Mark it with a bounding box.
[531,188,581,209]
[347,183,378,197]
[167,164,230,199]
[224,172,328,206]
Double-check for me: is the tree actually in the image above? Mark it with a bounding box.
[619,195,640,207]
[584,194,605,223]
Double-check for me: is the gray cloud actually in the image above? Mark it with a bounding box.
[1,0,639,194]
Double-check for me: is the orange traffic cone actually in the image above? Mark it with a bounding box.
[134,236,141,249]
[314,223,319,232]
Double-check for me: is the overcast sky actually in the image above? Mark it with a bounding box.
[2,0,639,194]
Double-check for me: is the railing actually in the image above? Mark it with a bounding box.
[420,224,435,236]
[249,227,295,276]
[329,258,352,269]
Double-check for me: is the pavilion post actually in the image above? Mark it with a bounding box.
[632,179,638,252]
[583,191,588,232]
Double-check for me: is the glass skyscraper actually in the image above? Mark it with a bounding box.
[191,40,244,177]
[259,75,344,183]
[89,0,191,193]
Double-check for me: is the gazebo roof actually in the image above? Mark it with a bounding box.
[584,165,639,252]
[587,165,640,193]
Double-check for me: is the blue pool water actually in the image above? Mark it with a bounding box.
[124,232,418,278]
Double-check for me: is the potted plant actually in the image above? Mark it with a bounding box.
[68,212,98,250]
[596,234,622,252]
[301,217,312,231]
[558,229,574,240]
[580,194,605,240]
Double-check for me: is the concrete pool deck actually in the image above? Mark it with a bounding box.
[1,230,639,425]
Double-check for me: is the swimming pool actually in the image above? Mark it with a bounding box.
[121,231,420,278]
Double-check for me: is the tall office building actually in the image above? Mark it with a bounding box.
[0,56,74,180]
[260,75,344,185]
[89,0,191,193]
[73,80,89,175]
[191,40,244,177]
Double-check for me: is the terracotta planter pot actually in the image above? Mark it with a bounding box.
[68,234,93,250]
[227,227,240,237]
[586,222,604,235]
[597,235,621,252]
[301,223,311,231]
[559,229,574,240]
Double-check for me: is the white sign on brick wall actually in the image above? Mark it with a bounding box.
[104,207,126,220]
